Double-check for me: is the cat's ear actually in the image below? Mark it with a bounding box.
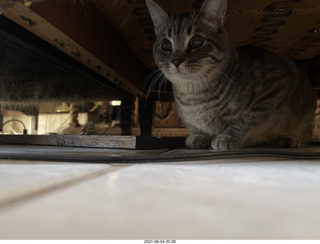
[199,0,227,26]
[146,0,168,30]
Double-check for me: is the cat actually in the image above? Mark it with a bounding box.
[146,0,317,150]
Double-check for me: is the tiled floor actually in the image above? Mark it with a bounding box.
[0,146,320,239]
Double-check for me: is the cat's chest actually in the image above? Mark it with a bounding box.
[177,102,231,133]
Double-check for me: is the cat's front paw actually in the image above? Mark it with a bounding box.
[211,135,242,150]
[186,134,211,149]
[279,136,302,148]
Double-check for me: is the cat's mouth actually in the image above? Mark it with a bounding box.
[162,67,203,82]
[159,61,202,75]
[174,67,185,73]
[166,68,190,76]
[159,62,204,79]
[167,66,197,75]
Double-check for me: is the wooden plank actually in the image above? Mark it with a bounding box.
[3,0,145,96]
[0,135,136,149]
[0,135,186,149]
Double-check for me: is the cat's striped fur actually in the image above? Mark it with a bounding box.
[146,0,316,150]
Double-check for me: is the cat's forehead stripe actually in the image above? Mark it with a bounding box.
[170,15,193,36]
[187,25,193,35]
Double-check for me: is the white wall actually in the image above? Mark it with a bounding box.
[37,113,88,135]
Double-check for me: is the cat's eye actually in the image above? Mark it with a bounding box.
[190,35,204,49]
[161,39,172,52]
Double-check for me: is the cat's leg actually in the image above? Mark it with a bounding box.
[185,127,211,149]
[211,118,249,150]
[186,134,211,149]
[279,136,302,148]
[278,112,314,148]
[211,134,243,150]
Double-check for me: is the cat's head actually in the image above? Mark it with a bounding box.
[146,0,231,86]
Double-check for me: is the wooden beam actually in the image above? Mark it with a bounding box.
[0,17,124,103]
[0,135,186,149]
[3,0,145,96]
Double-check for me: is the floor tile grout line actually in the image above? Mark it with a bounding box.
[0,163,131,211]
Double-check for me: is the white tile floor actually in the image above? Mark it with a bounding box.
[0,152,320,239]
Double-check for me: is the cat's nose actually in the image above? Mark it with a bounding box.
[172,58,185,68]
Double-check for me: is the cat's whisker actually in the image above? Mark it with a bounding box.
[194,70,208,100]
[203,70,220,100]
[195,70,209,89]
[163,77,168,96]
[144,71,164,107]
[158,74,166,102]
[141,70,162,108]
[142,69,160,87]
[206,66,235,85]
[145,68,162,82]
[201,70,216,89]
[147,72,162,95]
[141,69,162,99]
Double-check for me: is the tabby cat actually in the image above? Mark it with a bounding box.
[146,0,316,150]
